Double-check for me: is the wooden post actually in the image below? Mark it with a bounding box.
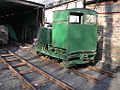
[83,0,86,8]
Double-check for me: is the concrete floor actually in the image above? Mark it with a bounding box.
[0,46,120,90]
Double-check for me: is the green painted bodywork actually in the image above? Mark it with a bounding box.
[68,24,97,52]
[34,8,98,67]
[38,27,52,44]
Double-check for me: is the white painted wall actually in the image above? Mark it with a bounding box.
[27,0,83,23]
[45,0,83,23]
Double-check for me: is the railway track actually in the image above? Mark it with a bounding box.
[40,56,116,83]
[0,47,74,90]
[0,45,116,90]
[20,45,116,83]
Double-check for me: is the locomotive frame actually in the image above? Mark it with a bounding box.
[34,8,98,67]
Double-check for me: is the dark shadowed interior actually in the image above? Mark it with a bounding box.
[0,0,44,43]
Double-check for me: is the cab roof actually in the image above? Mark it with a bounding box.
[54,8,97,15]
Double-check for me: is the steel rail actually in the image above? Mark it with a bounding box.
[0,56,37,90]
[21,47,100,83]
[87,66,116,78]
[70,69,100,83]
[2,48,74,90]
[18,46,116,83]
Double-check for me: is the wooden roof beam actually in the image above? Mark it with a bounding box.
[5,0,45,8]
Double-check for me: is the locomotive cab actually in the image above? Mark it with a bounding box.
[34,8,98,67]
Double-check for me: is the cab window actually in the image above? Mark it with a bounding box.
[84,14,97,25]
[69,12,84,24]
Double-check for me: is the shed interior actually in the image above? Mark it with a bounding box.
[0,0,44,43]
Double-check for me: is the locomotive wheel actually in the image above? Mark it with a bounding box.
[60,61,73,68]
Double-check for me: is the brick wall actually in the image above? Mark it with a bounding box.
[87,1,120,64]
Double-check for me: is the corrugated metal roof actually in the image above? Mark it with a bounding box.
[27,0,94,4]
[27,0,60,5]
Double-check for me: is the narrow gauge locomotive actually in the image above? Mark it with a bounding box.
[34,8,98,67]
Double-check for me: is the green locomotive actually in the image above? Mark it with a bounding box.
[34,8,98,67]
